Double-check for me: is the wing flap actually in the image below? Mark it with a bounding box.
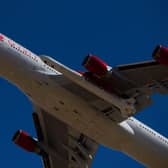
[115,60,168,95]
[32,106,98,168]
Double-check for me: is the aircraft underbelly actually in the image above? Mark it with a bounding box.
[30,77,130,150]
[0,46,126,148]
[30,74,168,167]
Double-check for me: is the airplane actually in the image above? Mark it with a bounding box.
[0,33,168,168]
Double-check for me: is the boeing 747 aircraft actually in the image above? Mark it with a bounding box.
[0,33,168,168]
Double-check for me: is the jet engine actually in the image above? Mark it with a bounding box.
[82,55,108,77]
[152,45,168,65]
[12,130,41,154]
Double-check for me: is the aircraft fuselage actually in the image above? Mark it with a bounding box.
[0,34,168,167]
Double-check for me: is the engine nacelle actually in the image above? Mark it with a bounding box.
[12,130,41,154]
[152,45,168,65]
[82,55,108,77]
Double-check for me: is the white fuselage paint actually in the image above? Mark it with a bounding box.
[0,34,168,167]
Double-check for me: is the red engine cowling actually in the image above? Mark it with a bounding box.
[12,130,40,154]
[82,55,108,77]
[152,45,168,65]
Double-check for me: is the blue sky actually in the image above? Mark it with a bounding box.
[0,0,168,167]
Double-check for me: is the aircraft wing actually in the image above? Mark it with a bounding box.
[114,60,168,96]
[101,60,168,112]
[40,55,168,122]
[32,106,98,168]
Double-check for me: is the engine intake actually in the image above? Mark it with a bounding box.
[82,54,108,77]
[12,130,41,154]
[152,45,168,65]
